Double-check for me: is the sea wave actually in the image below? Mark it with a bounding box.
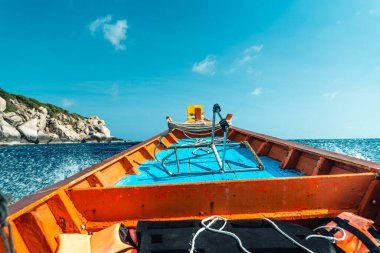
[0,142,135,203]
[293,138,380,163]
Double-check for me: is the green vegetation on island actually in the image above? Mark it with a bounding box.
[0,88,84,119]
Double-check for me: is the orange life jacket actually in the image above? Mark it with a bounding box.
[56,223,138,253]
[318,212,380,253]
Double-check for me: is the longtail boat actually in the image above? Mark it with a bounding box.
[1,104,380,253]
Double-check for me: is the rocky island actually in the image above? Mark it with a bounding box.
[0,88,123,145]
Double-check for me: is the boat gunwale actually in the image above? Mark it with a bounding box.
[8,127,380,218]
[231,126,380,170]
[69,171,376,191]
[67,172,375,225]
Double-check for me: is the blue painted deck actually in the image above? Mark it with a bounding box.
[115,138,303,186]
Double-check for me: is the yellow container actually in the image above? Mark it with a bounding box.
[186,105,204,122]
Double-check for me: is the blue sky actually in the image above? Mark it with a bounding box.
[1,0,380,140]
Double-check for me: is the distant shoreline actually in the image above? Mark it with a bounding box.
[0,139,139,146]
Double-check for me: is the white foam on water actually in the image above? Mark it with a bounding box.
[0,143,133,203]
[294,139,376,163]
[54,162,87,182]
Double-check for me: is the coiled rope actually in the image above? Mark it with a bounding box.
[189,215,344,253]
[168,121,222,134]
[190,216,251,253]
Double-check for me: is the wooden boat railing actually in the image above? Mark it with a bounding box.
[2,127,380,253]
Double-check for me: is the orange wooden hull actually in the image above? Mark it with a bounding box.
[2,126,380,253]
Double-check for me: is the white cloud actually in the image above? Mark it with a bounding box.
[244,44,263,54]
[238,55,252,65]
[89,15,112,34]
[192,55,216,75]
[323,92,338,99]
[251,88,262,96]
[228,44,263,73]
[103,20,128,50]
[61,98,74,108]
[89,15,128,50]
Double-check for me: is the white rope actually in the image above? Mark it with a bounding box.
[192,147,210,155]
[189,216,319,253]
[189,216,251,253]
[168,122,222,134]
[305,225,346,243]
[263,218,315,253]
[171,127,221,137]
[191,138,210,155]
[190,138,225,155]
[189,138,224,155]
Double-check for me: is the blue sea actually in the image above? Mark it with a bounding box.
[0,139,379,204]
[0,142,137,204]
[293,138,380,163]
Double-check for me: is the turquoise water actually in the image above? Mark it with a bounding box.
[115,138,303,186]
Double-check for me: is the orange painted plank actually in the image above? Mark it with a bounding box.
[281,148,301,170]
[0,222,30,253]
[167,132,178,144]
[311,157,333,176]
[267,144,288,162]
[330,166,350,175]
[72,179,91,189]
[250,139,264,152]
[86,172,104,187]
[68,173,374,222]
[144,142,157,157]
[101,161,127,186]
[127,149,150,167]
[334,161,369,173]
[231,132,246,142]
[34,204,61,252]
[56,191,87,233]
[227,129,236,140]
[296,153,319,175]
[14,212,53,253]
[46,191,86,233]
[122,156,139,175]
[358,180,380,220]
[94,171,109,186]
[141,146,154,160]
[257,141,272,156]
[84,208,353,232]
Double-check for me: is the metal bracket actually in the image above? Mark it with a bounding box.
[156,104,265,176]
